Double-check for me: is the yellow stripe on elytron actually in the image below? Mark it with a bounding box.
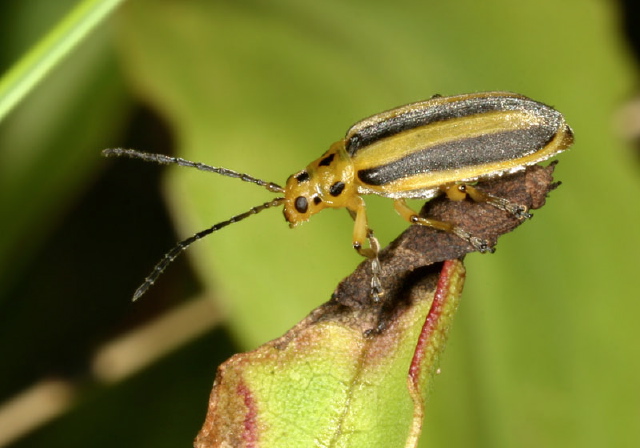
[364,124,572,196]
[352,109,547,171]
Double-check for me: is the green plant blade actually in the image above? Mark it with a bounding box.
[0,0,124,123]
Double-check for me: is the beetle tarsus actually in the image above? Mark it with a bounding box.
[364,315,387,337]
[472,238,496,254]
[483,193,532,220]
[367,235,384,303]
[453,228,494,254]
[511,205,533,220]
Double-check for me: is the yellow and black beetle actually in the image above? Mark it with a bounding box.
[103,91,574,301]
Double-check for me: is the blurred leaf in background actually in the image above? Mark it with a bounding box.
[0,0,639,447]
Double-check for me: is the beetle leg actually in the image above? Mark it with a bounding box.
[442,184,532,219]
[393,198,494,253]
[367,235,383,302]
[349,197,374,257]
[348,199,384,301]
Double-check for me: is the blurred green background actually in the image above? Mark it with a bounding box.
[1,0,639,447]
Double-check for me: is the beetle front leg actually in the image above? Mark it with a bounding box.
[349,199,375,258]
[393,198,494,253]
[348,198,383,301]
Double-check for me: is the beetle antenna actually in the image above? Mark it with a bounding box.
[102,148,284,193]
[132,197,285,301]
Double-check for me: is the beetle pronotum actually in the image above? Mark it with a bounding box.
[103,91,574,302]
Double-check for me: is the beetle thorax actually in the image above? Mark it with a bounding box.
[283,140,356,226]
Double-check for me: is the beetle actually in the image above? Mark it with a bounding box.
[103,91,574,301]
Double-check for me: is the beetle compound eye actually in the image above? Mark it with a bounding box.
[295,196,309,213]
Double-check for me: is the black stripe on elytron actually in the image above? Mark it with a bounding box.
[346,95,558,157]
[357,126,558,187]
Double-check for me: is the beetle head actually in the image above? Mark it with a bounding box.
[283,141,355,227]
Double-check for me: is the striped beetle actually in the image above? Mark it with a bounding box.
[103,91,573,301]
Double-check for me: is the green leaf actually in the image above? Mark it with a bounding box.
[195,260,465,448]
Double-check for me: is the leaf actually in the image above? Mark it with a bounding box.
[195,260,465,448]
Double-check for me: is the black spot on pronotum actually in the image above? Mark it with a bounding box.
[295,196,308,213]
[330,181,345,196]
[295,171,310,183]
[318,153,335,166]
[313,196,322,205]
